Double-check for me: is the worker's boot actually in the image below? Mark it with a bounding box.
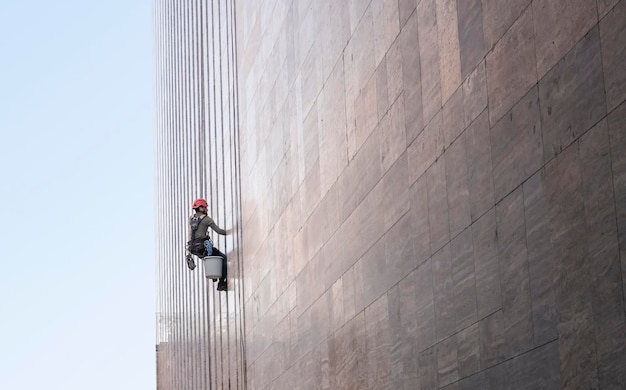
[217,279,227,291]
[186,254,196,270]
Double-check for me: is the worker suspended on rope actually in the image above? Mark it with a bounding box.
[186,198,228,291]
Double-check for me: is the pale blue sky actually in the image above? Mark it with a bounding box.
[0,1,155,388]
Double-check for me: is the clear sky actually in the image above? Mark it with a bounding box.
[0,1,156,388]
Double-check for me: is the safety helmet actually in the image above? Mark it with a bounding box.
[192,198,208,209]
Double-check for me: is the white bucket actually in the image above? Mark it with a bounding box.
[202,256,223,280]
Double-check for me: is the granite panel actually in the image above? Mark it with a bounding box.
[301,39,324,121]
[417,0,442,127]
[464,110,494,221]
[410,174,432,265]
[436,335,459,387]
[377,58,390,120]
[414,260,436,352]
[608,102,626,310]
[329,278,345,333]
[342,263,357,322]
[456,0,485,79]
[485,6,537,126]
[400,10,424,144]
[417,346,438,389]
[398,0,416,28]
[532,0,597,78]
[329,313,367,389]
[480,0,531,51]
[372,0,400,67]
[384,213,415,291]
[580,121,626,388]
[598,0,621,18]
[496,187,533,358]
[490,86,543,202]
[361,240,388,309]
[435,0,462,103]
[386,286,403,389]
[385,37,404,105]
[479,310,505,369]
[365,294,392,389]
[544,143,599,389]
[472,209,501,319]
[522,170,558,346]
[381,153,410,232]
[505,341,560,390]
[380,94,406,173]
[354,73,380,153]
[427,157,450,253]
[451,228,477,330]
[456,329,478,381]
[398,272,419,386]
[442,85,465,148]
[433,245,455,342]
[600,0,626,111]
[539,26,606,163]
[318,58,348,195]
[407,110,444,186]
[321,1,350,83]
[445,134,471,238]
[303,103,320,177]
[462,60,487,128]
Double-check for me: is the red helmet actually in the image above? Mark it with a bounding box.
[192,198,208,209]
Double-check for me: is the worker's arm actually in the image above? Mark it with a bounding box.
[207,217,227,235]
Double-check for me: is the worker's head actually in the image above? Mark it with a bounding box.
[192,198,208,212]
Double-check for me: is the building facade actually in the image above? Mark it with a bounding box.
[157,0,626,388]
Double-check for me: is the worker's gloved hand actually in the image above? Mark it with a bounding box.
[186,253,196,270]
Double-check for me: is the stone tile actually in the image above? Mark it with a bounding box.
[328,313,367,389]
[398,0,416,27]
[417,0,442,127]
[462,60,487,128]
[386,286,405,389]
[479,310,505,369]
[301,39,324,120]
[544,143,599,389]
[496,187,533,358]
[451,228,477,330]
[472,209,501,319]
[456,323,480,379]
[427,157,450,253]
[522,170,558,346]
[464,110,494,221]
[432,245,455,341]
[354,73,379,153]
[410,173,432,265]
[329,278,344,333]
[600,0,626,111]
[320,1,350,82]
[580,120,626,388]
[384,214,415,289]
[365,294,391,389]
[480,0,531,51]
[490,86,543,202]
[381,153,410,231]
[385,36,404,106]
[539,26,606,163]
[401,10,424,144]
[361,240,387,308]
[608,102,626,311]
[342,264,357,322]
[445,134,471,238]
[318,58,348,195]
[435,0,462,103]
[338,126,382,222]
[376,58,390,120]
[459,371,488,390]
[456,0,485,79]
[505,340,560,389]
[380,94,406,173]
[436,335,459,387]
[414,260,436,352]
[371,0,400,67]
[485,6,537,125]
[532,0,598,78]
[303,101,320,176]
[442,85,465,148]
[348,0,370,34]
[407,110,444,186]
[417,346,438,389]
[398,273,419,386]
[598,0,621,18]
